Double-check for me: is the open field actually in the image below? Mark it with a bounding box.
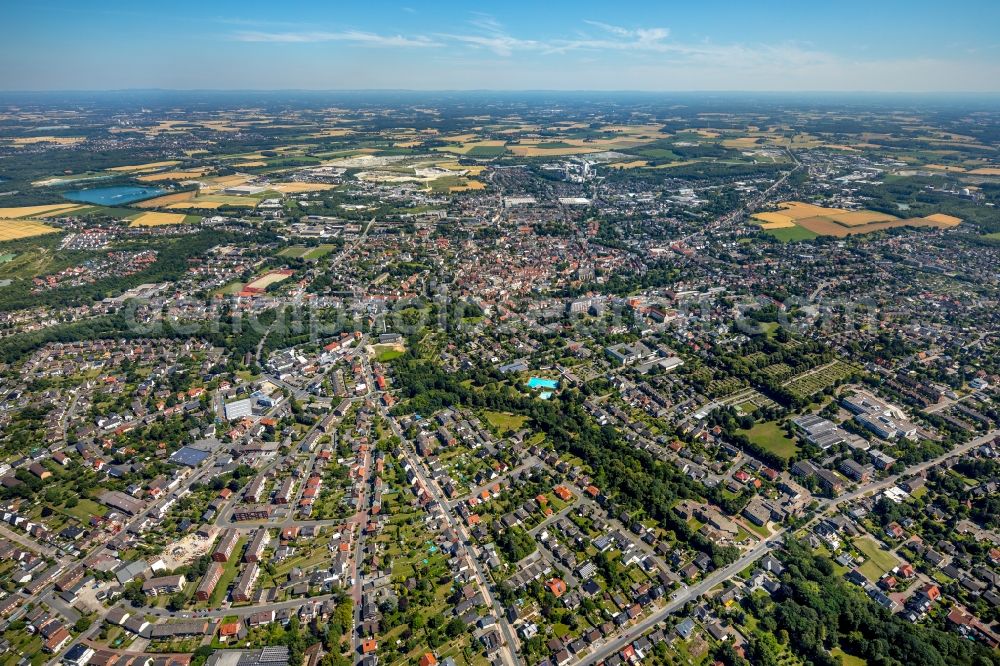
[278,244,335,260]
[0,219,60,240]
[608,160,649,169]
[754,201,962,238]
[483,411,527,435]
[108,160,181,172]
[271,182,335,193]
[854,536,900,581]
[135,191,196,208]
[136,169,210,182]
[7,135,85,146]
[245,270,293,291]
[157,194,259,210]
[129,211,188,227]
[0,204,83,218]
[765,226,820,242]
[449,179,486,192]
[737,421,798,459]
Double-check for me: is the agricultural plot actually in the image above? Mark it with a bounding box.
[136,169,210,182]
[0,219,60,240]
[0,204,83,218]
[783,360,856,399]
[108,160,181,173]
[129,211,188,227]
[754,201,962,239]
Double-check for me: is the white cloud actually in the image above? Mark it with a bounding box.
[231,30,441,48]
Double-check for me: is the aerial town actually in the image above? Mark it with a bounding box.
[0,41,1000,666]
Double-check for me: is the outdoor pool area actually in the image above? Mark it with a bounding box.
[526,377,559,390]
[62,185,166,206]
[539,391,553,400]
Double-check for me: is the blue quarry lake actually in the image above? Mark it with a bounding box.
[63,185,166,206]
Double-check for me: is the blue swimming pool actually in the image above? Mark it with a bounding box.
[526,377,559,390]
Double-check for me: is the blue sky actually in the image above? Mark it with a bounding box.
[2,0,998,91]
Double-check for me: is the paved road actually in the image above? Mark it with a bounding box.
[573,427,999,666]
[383,406,523,666]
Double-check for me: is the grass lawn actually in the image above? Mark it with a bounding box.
[374,345,405,362]
[765,225,820,243]
[63,498,105,522]
[737,420,799,459]
[483,410,527,435]
[831,648,868,666]
[854,536,899,581]
[204,538,246,608]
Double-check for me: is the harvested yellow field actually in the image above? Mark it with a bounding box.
[827,211,899,227]
[928,163,972,172]
[166,201,224,210]
[923,213,962,226]
[609,161,649,169]
[760,220,797,230]
[0,204,85,219]
[435,140,506,155]
[693,129,721,138]
[8,136,85,146]
[752,211,796,226]
[0,219,60,240]
[136,191,196,208]
[272,183,335,193]
[234,161,267,168]
[796,216,960,237]
[308,128,354,138]
[136,169,209,182]
[723,137,760,148]
[438,162,487,175]
[969,167,1000,175]
[201,175,252,193]
[820,144,860,152]
[129,212,188,227]
[449,180,486,193]
[109,160,181,173]
[774,201,848,220]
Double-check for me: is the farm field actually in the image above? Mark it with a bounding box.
[136,169,210,182]
[765,225,820,242]
[108,160,181,172]
[754,201,962,239]
[0,204,82,218]
[129,211,188,227]
[0,219,60,240]
[737,420,799,460]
